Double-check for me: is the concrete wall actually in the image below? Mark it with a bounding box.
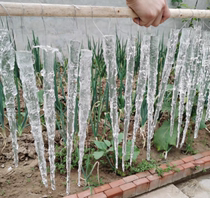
[1,0,209,53]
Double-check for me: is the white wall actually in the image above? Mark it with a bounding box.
[1,0,209,53]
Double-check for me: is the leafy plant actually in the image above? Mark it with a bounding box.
[93,133,140,171]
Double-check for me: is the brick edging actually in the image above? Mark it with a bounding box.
[65,151,210,198]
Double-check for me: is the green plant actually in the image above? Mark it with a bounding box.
[93,133,140,171]
[130,159,157,173]
[55,145,67,174]
[185,131,198,155]
[0,190,5,196]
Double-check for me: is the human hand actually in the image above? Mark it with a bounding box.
[126,0,170,27]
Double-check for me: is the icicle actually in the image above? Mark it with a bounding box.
[78,49,92,187]
[0,30,18,167]
[170,28,191,137]
[206,84,210,121]
[16,51,48,187]
[180,26,203,148]
[41,47,57,190]
[147,36,159,161]
[194,31,210,138]
[130,35,150,166]
[103,35,119,169]
[153,29,179,130]
[66,41,81,195]
[176,29,194,147]
[122,38,135,172]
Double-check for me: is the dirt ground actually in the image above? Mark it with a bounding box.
[1,123,210,198]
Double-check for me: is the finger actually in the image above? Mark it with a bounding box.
[152,11,163,27]
[143,17,157,27]
[133,17,140,25]
[161,5,171,23]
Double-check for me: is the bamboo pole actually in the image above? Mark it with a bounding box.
[0,2,210,19]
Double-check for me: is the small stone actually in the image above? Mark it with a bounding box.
[26,174,32,178]
[199,179,210,192]
[7,166,12,172]
[1,164,5,168]
[23,162,29,166]
[42,195,48,198]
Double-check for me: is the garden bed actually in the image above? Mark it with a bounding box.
[0,123,210,198]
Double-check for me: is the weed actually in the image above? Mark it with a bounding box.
[185,132,198,155]
[6,180,10,185]
[1,190,5,196]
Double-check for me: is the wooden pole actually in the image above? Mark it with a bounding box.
[0,2,210,19]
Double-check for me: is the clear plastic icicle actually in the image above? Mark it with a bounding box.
[153,29,179,131]
[170,28,191,137]
[194,31,210,138]
[206,84,210,121]
[0,30,18,167]
[78,49,92,187]
[130,35,150,166]
[176,29,194,147]
[103,35,119,169]
[41,47,57,190]
[66,41,81,194]
[147,36,159,161]
[180,26,203,148]
[16,51,48,187]
[122,38,135,172]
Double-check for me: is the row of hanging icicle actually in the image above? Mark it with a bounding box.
[1,25,210,195]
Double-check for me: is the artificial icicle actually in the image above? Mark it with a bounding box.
[122,38,135,172]
[41,46,57,190]
[66,41,81,194]
[103,35,120,169]
[206,86,210,121]
[153,29,179,131]
[130,35,150,166]
[0,30,18,167]
[147,36,159,161]
[78,49,92,187]
[16,51,48,187]
[170,28,191,138]
[194,31,210,138]
[176,29,194,147]
[180,26,203,148]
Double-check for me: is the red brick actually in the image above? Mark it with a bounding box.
[173,165,185,182]
[182,156,194,163]
[201,151,210,157]
[104,187,123,198]
[94,184,111,194]
[202,156,210,163]
[204,162,210,170]
[136,171,151,179]
[192,159,205,174]
[133,178,150,195]
[192,153,204,160]
[159,164,168,170]
[159,171,174,186]
[110,180,125,188]
[170,160,184,166]
[78,189,91,198]
[65,194,78,198]
[88,193,107,198]
[202,156,210,169]
[182,162,195,177]
[147,174,160,191]
[120,182,136,198]
[123,175,138,183]
[149,168,156,175]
